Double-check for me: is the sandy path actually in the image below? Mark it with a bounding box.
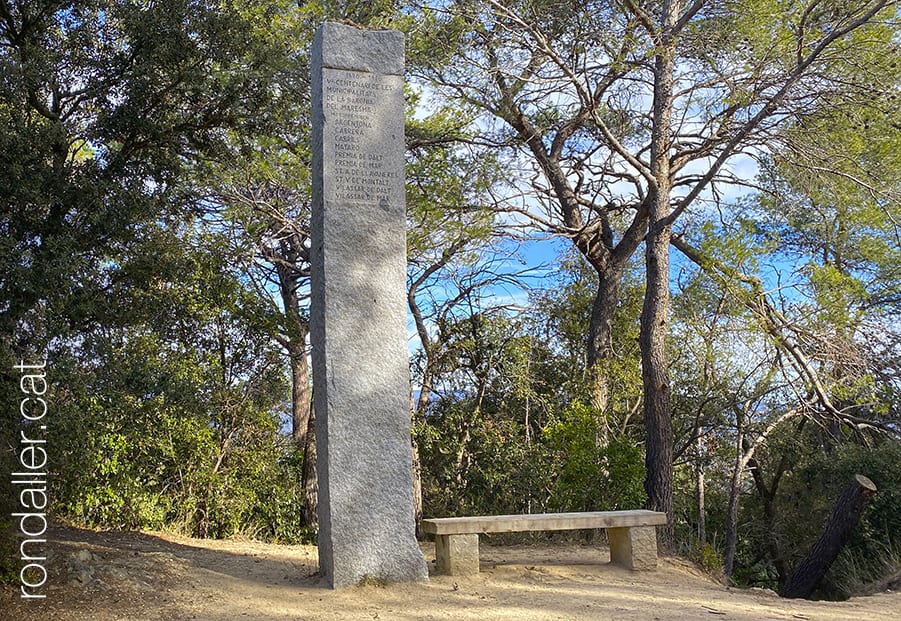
[1,527,897,620]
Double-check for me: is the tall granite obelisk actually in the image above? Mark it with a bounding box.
[310,22,428,588]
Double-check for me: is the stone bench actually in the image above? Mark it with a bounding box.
[422,510,667,575]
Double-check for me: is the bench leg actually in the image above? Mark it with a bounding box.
[435,534,480,575]
[608,526,658,570]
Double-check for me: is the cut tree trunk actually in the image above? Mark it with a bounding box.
[780,474,877,599]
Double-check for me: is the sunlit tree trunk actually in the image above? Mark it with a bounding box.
[639,0,680,552]
[410,386,424,538]
[288,338,311,447]
[275,251,315,526]
[695,435,706,546]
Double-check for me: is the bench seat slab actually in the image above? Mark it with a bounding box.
[422,510,666,535]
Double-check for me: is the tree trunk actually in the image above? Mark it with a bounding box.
[780,474,877,599]
[410,385,424,539]
[640,0,679,553]
[501,85,640,425]
[416,364,433,415]
[747,451,790,585]
[411,431,424,539]
[723,428,743,579]
[696,435,706,546]
[301,402,318,527]
[288,336,311,447]
[273,238,312,449]
[641,206,675,551]
[587,269,624,419]
[272,244,316,525]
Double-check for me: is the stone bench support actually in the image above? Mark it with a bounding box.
[435,533,480,575]
[607,525,658,570]
[423,510,667,576]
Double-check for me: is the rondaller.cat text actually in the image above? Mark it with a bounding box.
[13,359,49,599]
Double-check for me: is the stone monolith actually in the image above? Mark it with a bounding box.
[310,21,428,589]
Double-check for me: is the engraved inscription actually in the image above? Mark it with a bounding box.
[324,71,401,203]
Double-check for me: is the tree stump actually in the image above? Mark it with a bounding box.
[780,474,877,599]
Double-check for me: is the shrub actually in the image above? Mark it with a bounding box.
[544,402,646,512]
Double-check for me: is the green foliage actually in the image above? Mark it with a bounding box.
[754,92,901,334]
[417,298,646,521]
[530,248,644,416]
[690,542,725,576]
[44,221,304,541]
[419,396,551,518]
[721,434,901,596]
[405,96,499,268]
[0,6,897,604]
[0,0,317,544]
[544,402,646,512]
[419,397,647,523]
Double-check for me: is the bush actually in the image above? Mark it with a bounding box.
[49,347,309,542]
[419,397,551,518]
[0,518,18,585]
[544,402,646,512]
[690,541,725,576]
[419,398,647,524]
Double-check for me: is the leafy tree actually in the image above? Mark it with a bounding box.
[668,88,901,584]
[192,2,320,520]
[753,100,901,431]
[418,310,552,518]
[531,248,645,439]
[0,0,317,551]
[49,223,303,539]
[406,93,508,415]
[544,402,646,513]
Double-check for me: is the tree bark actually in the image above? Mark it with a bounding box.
[641,210,674,551]
[273,238,312,449]
[499,86,645,422]
[639,0,680,553]
[410,385,424,539]
[695,435,706,546]
[273,246,316,527]
[587,268,625,419]
[411,430,424,539]
[288,337,311,447]
[284,247,313,529]
[780,474,877,599]
[641,220,675,547]
[300,402,318,527]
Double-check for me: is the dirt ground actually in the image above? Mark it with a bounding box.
[1,527,898,620]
